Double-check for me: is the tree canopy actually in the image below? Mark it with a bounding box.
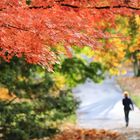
[0,0,140,70]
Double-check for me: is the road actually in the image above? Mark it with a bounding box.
[72,77,140,130]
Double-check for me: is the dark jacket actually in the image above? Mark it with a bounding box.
[122,97,133,110]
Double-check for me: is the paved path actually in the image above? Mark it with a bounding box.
[72,77,140,130]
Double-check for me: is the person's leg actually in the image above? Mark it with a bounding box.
[124,110,127,122]
[127,110,130,126]
[124,110,129,127]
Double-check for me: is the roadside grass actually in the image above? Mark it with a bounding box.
[117,76,140,108]
[59,114,77,130]
[131,95,140,108]
[67,114,77,124]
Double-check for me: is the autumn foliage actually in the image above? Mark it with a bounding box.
[52,129,126,140]
[0,0,140,70]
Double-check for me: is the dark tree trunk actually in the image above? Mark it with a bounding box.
[133,53,140,77]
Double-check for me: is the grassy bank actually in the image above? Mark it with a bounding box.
[117,77,140,108]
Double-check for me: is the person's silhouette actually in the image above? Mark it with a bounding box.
[122,91,134,127]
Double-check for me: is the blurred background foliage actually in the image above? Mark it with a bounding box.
[0,51,105,139]
[0,57,78,140]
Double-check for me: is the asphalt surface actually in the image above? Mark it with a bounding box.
[73,77,140,130]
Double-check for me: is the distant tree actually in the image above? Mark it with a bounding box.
[127,15,140,76]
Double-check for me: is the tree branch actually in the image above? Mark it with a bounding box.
[60,4,140,10]
[1,3,139,11]
[61,4,79,8]
[93,5,140,10]
[28,4,140,11]
[1,24,29,31]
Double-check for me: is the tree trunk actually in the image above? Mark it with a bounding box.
[133,54,140,77]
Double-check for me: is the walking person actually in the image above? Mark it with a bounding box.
[122,91,134,127]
